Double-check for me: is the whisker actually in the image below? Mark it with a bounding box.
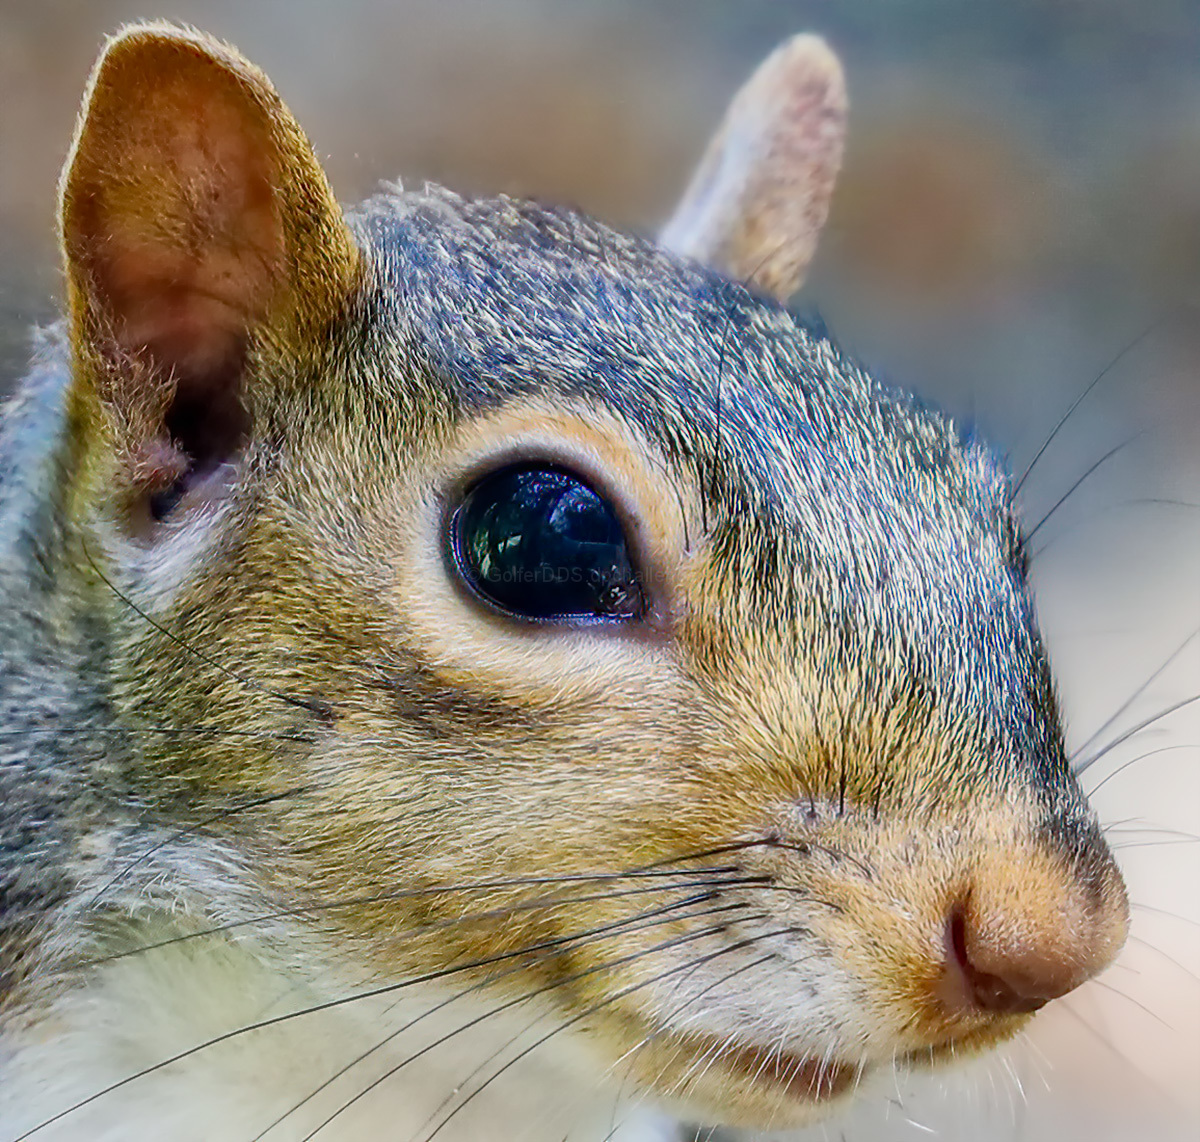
[86,787,312,909]
[254,893,744,1140]
[1073,692,1200,774]
[1031,496,1200,559]
[1110,836,1200,851]
[1023,435,1141,544]
[603,940,786,1103]
[998,1046,1028,1113]
[416,929,799,1142]
[82,867,765,968]
[1054,998,1176,1105]
[1130,901,1200,930]
[1104,821,1200,841]
[1124,934,1200,985]
[1015,319,1162,496]
[412,921,770,1142]
[1086,744,1199,797]
[1087,977,1175,1027]
[0,726,316,741]
[710,291,732,528]
[1073,623,1200,765]
[81,540,330,721]
[10,900,749,1142]
[300,917,774,1142]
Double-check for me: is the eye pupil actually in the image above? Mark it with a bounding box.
[453,465,645,621]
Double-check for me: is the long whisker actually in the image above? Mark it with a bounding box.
[254,893,745,1140]
[0,726,317,741]
[1124,933,1200,985]
[1085,744,1199,797]
[600,953,782,1141]
[1053,998,1177,1106]
[80,834,822,970]
[1104,819,1200,840]
[415,929,798,1142]
[1073,692,1200,774]
[81,868,766,968]
[9,899,744,1142]
[407,919,770,1142]
[1015,320,1162,496]
[1109,836,1200,851]
[1073,624,1200,766]
[1086,978,1172,1027]
[1130,901,1200,930]
[1023,435,1140,543]
[602,920,768,1141]
[1031,497,1200,559]
[300,917,774,1142]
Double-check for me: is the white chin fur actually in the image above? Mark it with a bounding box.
[0,927,676,1142]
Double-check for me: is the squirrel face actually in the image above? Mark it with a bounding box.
[23,22,1127,1134]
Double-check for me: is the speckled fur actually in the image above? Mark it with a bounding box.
[0,25,1126,1142]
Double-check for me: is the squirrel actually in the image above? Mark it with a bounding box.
[0,22,1130,1142]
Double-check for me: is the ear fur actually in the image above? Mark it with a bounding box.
[660,35,847,302]
[60,22,359,508]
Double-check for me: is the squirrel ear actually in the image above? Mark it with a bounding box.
[60,22,359,503]
[659,35,846,302]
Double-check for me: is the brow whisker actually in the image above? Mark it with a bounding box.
[81,540,330,720]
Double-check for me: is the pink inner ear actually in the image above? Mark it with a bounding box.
[71,79,286,490]
[89,89,284,373]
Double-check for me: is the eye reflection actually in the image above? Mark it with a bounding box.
[453,465,645,621]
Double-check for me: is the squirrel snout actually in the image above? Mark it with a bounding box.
[936,843,1129,1018]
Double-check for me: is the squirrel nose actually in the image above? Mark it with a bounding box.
[938,845,1129,1018]
[945,907,1062,1013]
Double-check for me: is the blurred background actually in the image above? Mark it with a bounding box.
[1,2,1197,1140]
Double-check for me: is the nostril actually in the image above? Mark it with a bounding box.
[945,906,1052,1015]
[934,842,1129,1023]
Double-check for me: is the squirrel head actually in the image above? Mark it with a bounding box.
[55,24,1128,1128]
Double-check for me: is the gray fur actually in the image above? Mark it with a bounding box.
[354,188,1071,801]
[0,182,1109,1112]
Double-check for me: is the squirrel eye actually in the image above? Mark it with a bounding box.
[452,465,645,621]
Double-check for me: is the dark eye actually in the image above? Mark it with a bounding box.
[452,465,645,621]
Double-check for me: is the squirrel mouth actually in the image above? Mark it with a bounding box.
[685,1035,862,1103]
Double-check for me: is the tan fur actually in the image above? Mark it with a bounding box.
[0,22,1129,1142]
[59,23,360,508]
